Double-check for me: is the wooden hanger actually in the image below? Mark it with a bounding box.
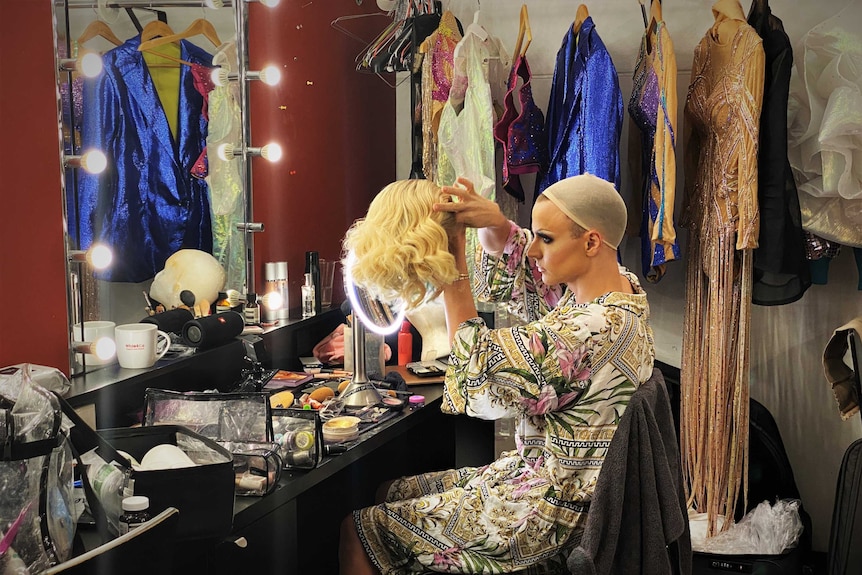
[512,4,532,60]
[142,48,193,68]
[573,3,590,34]
[77,20,123,47]
[139,20,175,44]
[138,18,222,52]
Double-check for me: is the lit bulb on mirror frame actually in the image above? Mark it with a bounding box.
[258,65,282,86]
[80,150,107,174]
[79,52,104,78]
[217,143,236,161]
[211,67,229,87]
[72,337,116,360]
[260,143,282,162]
[258,0,281,7]
[93,337,116,360]
[204,0,224,8]
[261,290,283,311]
[70,243,113,270]
[88,243,113,270]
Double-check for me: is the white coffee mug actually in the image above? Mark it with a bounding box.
[114,323,171,369]
[72,320,117,366]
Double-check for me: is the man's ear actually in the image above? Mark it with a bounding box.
[585,230,603,255]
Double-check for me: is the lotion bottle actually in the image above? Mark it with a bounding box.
[398,320,413,366]
[301,273,316,319]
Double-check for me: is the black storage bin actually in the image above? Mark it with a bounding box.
[693,547,804,574]
[99,425,235,541]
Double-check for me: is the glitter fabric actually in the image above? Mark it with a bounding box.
[680,0,765,537]
[539,17,623,196]
[76,35,213,282]
[788,0,862,248]
[628,0,681,284]
[493,54,547,203]
[419,10,461,183]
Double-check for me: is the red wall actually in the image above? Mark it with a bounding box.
[0,2,71,373]
[0,2,395,373]
[248,1,395,309]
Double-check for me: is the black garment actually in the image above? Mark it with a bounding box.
[567,369,692,575]
[747,0,811,305]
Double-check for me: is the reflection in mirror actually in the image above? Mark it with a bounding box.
[54,1,240,375]
[341,255,406,408]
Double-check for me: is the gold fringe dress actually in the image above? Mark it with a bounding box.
[680,0,765,535]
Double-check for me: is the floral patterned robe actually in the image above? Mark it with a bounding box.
[354,226,655,574]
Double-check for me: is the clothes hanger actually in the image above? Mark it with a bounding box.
[139,19,175,44]
[137,18,222,52]
[76,19,123,47]
[573,3,590,34]
[453,4,487,59]
[331,12,392,45]
[511,4,532,61]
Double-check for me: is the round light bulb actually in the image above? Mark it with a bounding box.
[80,150,107,174]
[260,0,281,7]
[79,52,103,78]
[262,290,283,310]
[88,243,113,270]
[259,65,282,86]
[94,337,116,361]
[260,143,282,162]
[217,143,235,161]
[211,67,229,87]
[204,0,224,8]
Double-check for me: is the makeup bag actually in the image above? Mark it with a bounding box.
[271,408,323,470]
[0,365,76,573]
[143,388,273,443]
[219,441,283,497]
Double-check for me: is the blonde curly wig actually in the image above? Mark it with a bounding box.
[342,179,458,310]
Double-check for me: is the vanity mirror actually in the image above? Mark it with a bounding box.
[53,0,282,375]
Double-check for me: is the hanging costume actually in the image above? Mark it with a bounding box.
[746,0,810,305]
[787,0,862,288]
[628,0,681,283]
[680,0,764,535]
[494,53,548,203]
[539,17,623,195]
[437,27,509,284]
[206,41,246,292]
[355,257,655,574]
[419,10,462,184]
[77,36,213,283]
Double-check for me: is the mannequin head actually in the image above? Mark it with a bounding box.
[343,179,458,310]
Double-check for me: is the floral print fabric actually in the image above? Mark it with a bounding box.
[354,247,655,574]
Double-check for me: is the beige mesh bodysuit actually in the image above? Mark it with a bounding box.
[680,0,764,536]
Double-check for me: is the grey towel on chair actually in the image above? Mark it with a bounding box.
[567,368,692,575]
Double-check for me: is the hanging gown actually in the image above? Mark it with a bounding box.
[206,42,247,292]
[628,0,681,283]
[746,0,811,305]
[788,0,862,249]
[539,17,623,196]
[680,0,764,536]
[77,35,213,283]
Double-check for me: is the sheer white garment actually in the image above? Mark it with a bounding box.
[788,0,862,247]
[437,29,509,282]
[206,41,246,290]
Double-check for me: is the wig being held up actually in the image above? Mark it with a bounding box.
[342,179,458,310]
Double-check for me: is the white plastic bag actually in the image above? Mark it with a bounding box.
[690,499,804,555]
